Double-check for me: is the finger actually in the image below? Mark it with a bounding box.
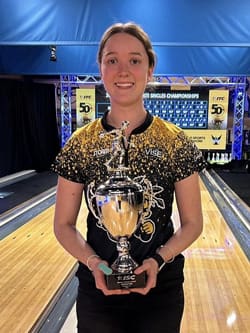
[130,287,149,295]
[103,288,131,296]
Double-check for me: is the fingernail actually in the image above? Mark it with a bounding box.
[98,263,113,275]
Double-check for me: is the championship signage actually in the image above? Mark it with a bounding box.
[76,87,95,128]
[208,90,229,129]
[184,129,227,150]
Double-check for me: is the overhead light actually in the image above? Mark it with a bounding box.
[49,45,57,62]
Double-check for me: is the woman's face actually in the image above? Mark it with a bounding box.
[100,32,153,108]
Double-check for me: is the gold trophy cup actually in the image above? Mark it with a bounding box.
[95,121,146,289]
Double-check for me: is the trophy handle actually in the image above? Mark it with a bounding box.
[111,236,138,274]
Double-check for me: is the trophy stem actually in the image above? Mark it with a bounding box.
[111,236,138,274]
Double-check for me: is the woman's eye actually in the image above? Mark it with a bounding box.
[107,58,117,64]
[130,58,140,65]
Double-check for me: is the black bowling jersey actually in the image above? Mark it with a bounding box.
[52,112,206,265]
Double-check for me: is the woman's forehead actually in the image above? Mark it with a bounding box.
[103,33,146,55]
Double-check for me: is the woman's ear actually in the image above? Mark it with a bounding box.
[147,67,154,83]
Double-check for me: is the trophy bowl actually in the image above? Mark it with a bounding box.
[96,174,146,289]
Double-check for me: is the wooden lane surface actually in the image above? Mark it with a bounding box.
[0,202,87,333]
[177,179,250,333]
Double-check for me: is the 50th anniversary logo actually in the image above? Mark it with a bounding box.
[185,90,229,150]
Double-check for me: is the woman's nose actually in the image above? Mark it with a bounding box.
[118,62,129,74]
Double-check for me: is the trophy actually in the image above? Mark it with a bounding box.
[95,121,146,289]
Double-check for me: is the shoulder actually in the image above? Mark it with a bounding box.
[71,118,102,141]
[152,116,183,138]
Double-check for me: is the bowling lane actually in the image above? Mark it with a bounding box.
[0,202,87,333]
[179,178,250,333]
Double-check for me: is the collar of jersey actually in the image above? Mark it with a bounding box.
[101,110,153,135]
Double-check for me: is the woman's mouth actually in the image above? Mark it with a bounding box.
[115,82,134,88]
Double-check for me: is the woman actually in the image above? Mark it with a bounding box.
[52,22,206,333]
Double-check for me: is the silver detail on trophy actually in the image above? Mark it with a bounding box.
[95,121,146,289]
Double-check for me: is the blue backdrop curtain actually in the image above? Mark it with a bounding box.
[0,0,250,75]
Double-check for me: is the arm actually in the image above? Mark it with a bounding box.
[53,176,96,264]
[133,172,203,294]
[157,171,203,260]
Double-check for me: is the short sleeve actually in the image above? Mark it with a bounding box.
[171,131,207,182]
[51,133,85,183]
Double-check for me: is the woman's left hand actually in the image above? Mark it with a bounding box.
[129,257,159,295]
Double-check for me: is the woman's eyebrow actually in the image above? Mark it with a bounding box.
[103,51,143,57]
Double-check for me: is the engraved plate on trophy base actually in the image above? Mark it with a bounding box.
[106,271,146,290]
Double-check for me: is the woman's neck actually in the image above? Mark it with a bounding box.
[107,107,147,135]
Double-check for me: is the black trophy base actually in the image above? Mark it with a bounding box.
[106,271,146,290]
